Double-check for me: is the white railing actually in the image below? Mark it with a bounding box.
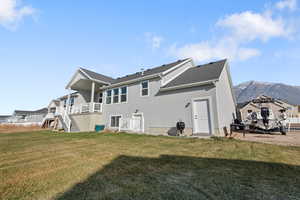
[61,109,71,132]
[42,103,102,132]
[67,103,102,115]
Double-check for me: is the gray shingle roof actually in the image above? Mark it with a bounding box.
[162,59,227,88]
[111,58,190,84]
[58,92,79,100]
[80,68,115,84]
[0,115,11,119]
[14,108,48,115]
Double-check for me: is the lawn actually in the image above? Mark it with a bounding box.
[0,131,300,200]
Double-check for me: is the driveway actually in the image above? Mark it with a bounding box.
[233,131,300,147]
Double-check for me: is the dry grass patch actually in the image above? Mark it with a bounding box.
[0,131,300,200]
[0,124,44,133]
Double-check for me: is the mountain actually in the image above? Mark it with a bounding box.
[234,81,300,105]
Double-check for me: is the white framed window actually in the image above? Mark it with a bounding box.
[110,115,122,128]
[141,80,149,96]
[70,97,75,106]
[50,107,56,113]
[98,92,103,103]
[106,90,112,104]
[63,99,67,108]
[120,86,127,103]
[113,88,119,103]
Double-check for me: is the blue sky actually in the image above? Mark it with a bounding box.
[0,0,299,114]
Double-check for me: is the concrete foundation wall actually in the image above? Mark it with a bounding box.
[70,113,104,132]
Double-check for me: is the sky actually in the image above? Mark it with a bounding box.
[0,0,299,114]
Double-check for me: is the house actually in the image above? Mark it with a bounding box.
[0,115,11,124]
[8,108,48,125]
[237,95,298,121]
[44,58,236,136]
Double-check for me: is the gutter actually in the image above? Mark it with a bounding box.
[159,79,219,92]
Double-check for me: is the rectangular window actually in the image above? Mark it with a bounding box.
[50,107,56,113]
[98,92,103,103]
[70,97,75,106]
[110,115,121,128]
[141,81,149,96]
[63,99,67,108]
[113,88,119,103]
[120,86,127,102]
[106,90,112,104]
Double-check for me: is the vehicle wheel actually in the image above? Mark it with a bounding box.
[280,126,286,135]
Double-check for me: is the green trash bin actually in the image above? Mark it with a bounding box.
[95,125,105,132]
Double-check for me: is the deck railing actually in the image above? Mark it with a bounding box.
[68,103,102,114]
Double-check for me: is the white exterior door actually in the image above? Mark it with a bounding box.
[193,99,211,135]
[132,114,143,132]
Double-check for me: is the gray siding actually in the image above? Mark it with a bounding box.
[215,63,236,135]
[102,77,220,135]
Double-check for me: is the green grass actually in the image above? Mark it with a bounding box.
[0,131,300,200]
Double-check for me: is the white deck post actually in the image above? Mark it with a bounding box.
[91,81,95,112]
[66,88,71,114]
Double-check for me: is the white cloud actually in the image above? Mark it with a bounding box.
[217,11,291,41]
[0,0,36,30]
[145,33,164,50]
[169,37,261,62]
[152,36,163,49]
[276,0,297,11]
[169,0,295,63]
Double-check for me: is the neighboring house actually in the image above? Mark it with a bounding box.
[237,95,298,121]
[44,58,236,136]
[0,115,11,124]
[8,108,48,125]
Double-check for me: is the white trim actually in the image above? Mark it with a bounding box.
[105,86,128,104]
[109,114,122,129]
[161,59,193,87]
[132,112,145,133]
[160,79,218,92]
[140,80,150,97]
[65,69,85,89]
[90,81,95,103]
[162,58,192,75]
[191,96,214,135]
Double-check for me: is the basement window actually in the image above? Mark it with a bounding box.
[111,115,121,128]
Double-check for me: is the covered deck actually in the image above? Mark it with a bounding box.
[65,67,115,115]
